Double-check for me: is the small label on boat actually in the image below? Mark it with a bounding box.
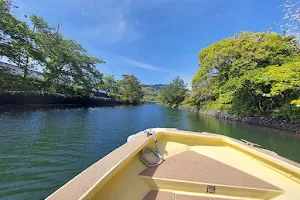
[207,185,216,193]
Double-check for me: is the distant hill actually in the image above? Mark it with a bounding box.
[142,84,166,102]
[143,84,166,92]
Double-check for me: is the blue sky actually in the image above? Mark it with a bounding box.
[10,0,286,87]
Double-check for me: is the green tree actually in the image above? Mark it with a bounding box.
[120,74,144,103]
[191,31,300,121]
[1,0,18,57]
[30,15,104,95]
[0,0,39,78]
[1,2,104,95]
[100,74,120,97]
[247,61,300,120]
[160,76,187,107]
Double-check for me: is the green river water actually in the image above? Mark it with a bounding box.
[0,104,299,199]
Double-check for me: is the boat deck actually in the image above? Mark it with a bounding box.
[139,150,283,200]
[140,150,281,190]
[47,129,300,200]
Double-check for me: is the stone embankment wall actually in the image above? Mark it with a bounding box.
[0,91,127,106]
[175,105,300,133]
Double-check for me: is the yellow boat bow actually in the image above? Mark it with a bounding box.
[47,128,300,200]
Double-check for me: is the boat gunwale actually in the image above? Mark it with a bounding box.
[46,129,157,200]
[80,131,165,199]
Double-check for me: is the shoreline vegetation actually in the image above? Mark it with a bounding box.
[160,104,300,134]
[156,11,300,132]
[0,1,145,105]
[158,33,300,126]
[155,2,300,126]
[188,32,300,122]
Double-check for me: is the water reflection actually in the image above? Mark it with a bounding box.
[185,112,300,161]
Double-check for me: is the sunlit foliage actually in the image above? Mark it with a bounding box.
[0,0,104,95]
[190,31,300,121]
[160,76,187,107]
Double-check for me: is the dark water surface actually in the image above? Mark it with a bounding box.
[0,104,299,199]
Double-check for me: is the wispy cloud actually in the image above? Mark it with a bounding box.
[61,0,172,45]
[68,0,141,45]
[120,55,194,87]
[92,13,139,45]
[16,0,172,45]
[121,56,167,71]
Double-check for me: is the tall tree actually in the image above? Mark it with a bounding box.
[30,15,104,94]
[120,74,144,103]
[160,76,187,107]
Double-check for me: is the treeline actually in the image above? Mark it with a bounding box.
[0,1,144,103]
[159,32,300,121]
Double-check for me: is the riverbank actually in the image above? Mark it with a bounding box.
[0,91,131,106]
[162,104,300,133]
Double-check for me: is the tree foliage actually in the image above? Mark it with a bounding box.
[191,31,300,121]
[100,74,120,97]
[160,76,187,107]
[0,0,104,95]
[0,0,39,78]
[120,74,144,103]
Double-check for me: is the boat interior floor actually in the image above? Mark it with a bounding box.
[140,150,281,200]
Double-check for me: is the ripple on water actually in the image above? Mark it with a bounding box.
[0,104,299,199]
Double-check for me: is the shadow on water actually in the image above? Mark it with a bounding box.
[0,104,299,199]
